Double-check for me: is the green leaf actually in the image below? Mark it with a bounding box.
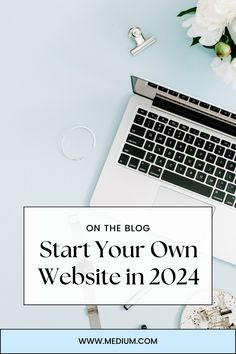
[230,44,236,61]
[221,34,231,45]
[177,7,197,17]
[221,28,234,45]
[203,45,215,49]
[191,37,201,46]
[230,54,236,61]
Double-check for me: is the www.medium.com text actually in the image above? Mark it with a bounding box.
[78,336,158,345]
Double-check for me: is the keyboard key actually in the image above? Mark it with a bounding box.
[206,153,216,164]
[145,152,156,163]
[137,108,147,116]
[159,116,168,124]
[149,165,162,179]
[215,167,225,179]
[216,179,227,190]
[216,157,226,168]
[179,124,189,132]
[210,136,220,143]
[166,138,176,148]
[225,194,235,206]
[215,145,225,156]
[174,152,185,163]
[169,89,178,96]
[196,171,207,183]
[186,168,197,179]
[226,183,236,194]
[164,126,175,137]
[226,161,236,172]
[184,134,195,144]
[148,112,158,119]
[176,164,186,175]
[194,138,205,148]
[200,102,210,109]
[206,176,217,186]
[130,124,146,137]
[225,171,235,182]
[205,164,215,175]
[190,128,199,136]
[164,148,175,159]
[176,142,186,152]
[205,141,215,152]
[144,141,155,151]
[195,160,205,171]
[158,86,168,92]
[148,82,157,88]
[231,144,236,150]
[156,134,166,144]
[154,122,165,133]
[144,118,155,129]
[123,144,146,159]
[221,110,230,117]
[155,156,166,167]
[210,106,220,113]
[212,189,225,202]
[161,170,213,198]
[139,161,150,173]
[166,160,176,171]
[224,149,235,160]
[179,94,188,101]
[128,157,140,169]
[186,146,197,156]
[134,115,145,125]
[221,140,230,147]
[127,134,145,147]
[196,149,206,160]
[154,144,165,155]
[189,98,199,105]
[118,153,129,166]
[231,114,236,121]
[174,130,185,140]
[145,130,156,141]
[169,120,178,128]
[200,132,210,139]
[184,156,195,167]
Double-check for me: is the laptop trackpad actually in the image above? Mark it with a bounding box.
[153,186,214,209]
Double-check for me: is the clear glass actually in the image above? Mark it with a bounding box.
[60,125,96,161]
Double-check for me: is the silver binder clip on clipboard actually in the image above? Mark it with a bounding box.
[128,27,156,56]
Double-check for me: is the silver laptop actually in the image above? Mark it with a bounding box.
[91,76,236,266]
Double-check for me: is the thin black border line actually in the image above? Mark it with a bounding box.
[0,328,234,331]
[235,330,236,354]
[23,209,25,313]
[23,206,213,307]
[211,206,214,305]
[23,206,213,208]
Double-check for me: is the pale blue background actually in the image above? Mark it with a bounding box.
[1,330,235,353]
[0,0,235,329]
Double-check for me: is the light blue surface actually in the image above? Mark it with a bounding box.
[1,330,235,353]
[0,0,235,329]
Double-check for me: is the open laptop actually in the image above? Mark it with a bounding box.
[90,76,236,266]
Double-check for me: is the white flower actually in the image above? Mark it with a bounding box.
[211,56,236,89]
[228,16,236,43]
[183,0,236,46]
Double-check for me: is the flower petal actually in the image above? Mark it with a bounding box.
[182,17,194,28]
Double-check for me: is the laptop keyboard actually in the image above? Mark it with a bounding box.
[118,108,236,208]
